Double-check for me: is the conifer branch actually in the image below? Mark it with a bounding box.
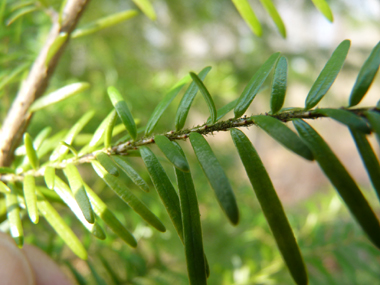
[111,107,379,154]
[1,106,378,183]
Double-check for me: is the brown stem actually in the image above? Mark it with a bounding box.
[0,0,91,167]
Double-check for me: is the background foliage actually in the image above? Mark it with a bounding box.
[1,0,380,284]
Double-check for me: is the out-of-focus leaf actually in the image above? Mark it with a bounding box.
[16,127,51,170]
[36,189,87,259]
[64,261,87,285]
[84,183,137,247]
[72,10,138,38]
[5,186,23,247]
[234,52,280,118]
[63,164,95,224]
[44,166,55,190]
[231,0,262,36]
[308,257,337,285]
[33,127,52,151]
[114,125,144,144]
[145,76,190,136]
[50,111,94,161]
[259,0,286,37]
[132,0,156,20]
[311,0,334,22]
[206,99,238,124]
[305,40,350,110]
[99,254,121,284]
[87,110,116,151]
[59,142,78,158]
[36,0,48,7]
[315,108,371,133]
[333,250,356,283]
[24,133,39,170]
[0,181,11,193]
[176,67,211,131]
[87,261,107,285]
[140,146,183,239]
[270,56,288,114]
[96,152,119,176]
[54,176,105,240]
[58,0,68,24]
[9,1,35,11]
[6,5,38,26]
[45,32,68,66]
[0,62,29,92]
[92,160,166,233]
[36,186,63,204]
[0,167,14,174]
[0,0,6,26]
[253,115,314,160]
[112,156,150,192]
[105,110,117,148]
[78,112,119,156]
[189,132,239,225]
[30,82,90,112]
[293,119,380,249]
[108,86,137,141]
[155,135,190,172]
[37,129,67,160]
[230,128,307,285]
[23,175,39,224]
[349,41,380,106]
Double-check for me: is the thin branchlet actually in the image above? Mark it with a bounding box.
[111,106,379,154]
[1,106,378,183]
[0,0,91,167]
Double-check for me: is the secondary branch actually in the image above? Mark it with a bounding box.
[0,0,91,167]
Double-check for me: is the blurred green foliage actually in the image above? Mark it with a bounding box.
[1,0,380,284]
[21,177,380,284]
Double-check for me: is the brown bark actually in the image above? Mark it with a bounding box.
[0,0,91,167]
